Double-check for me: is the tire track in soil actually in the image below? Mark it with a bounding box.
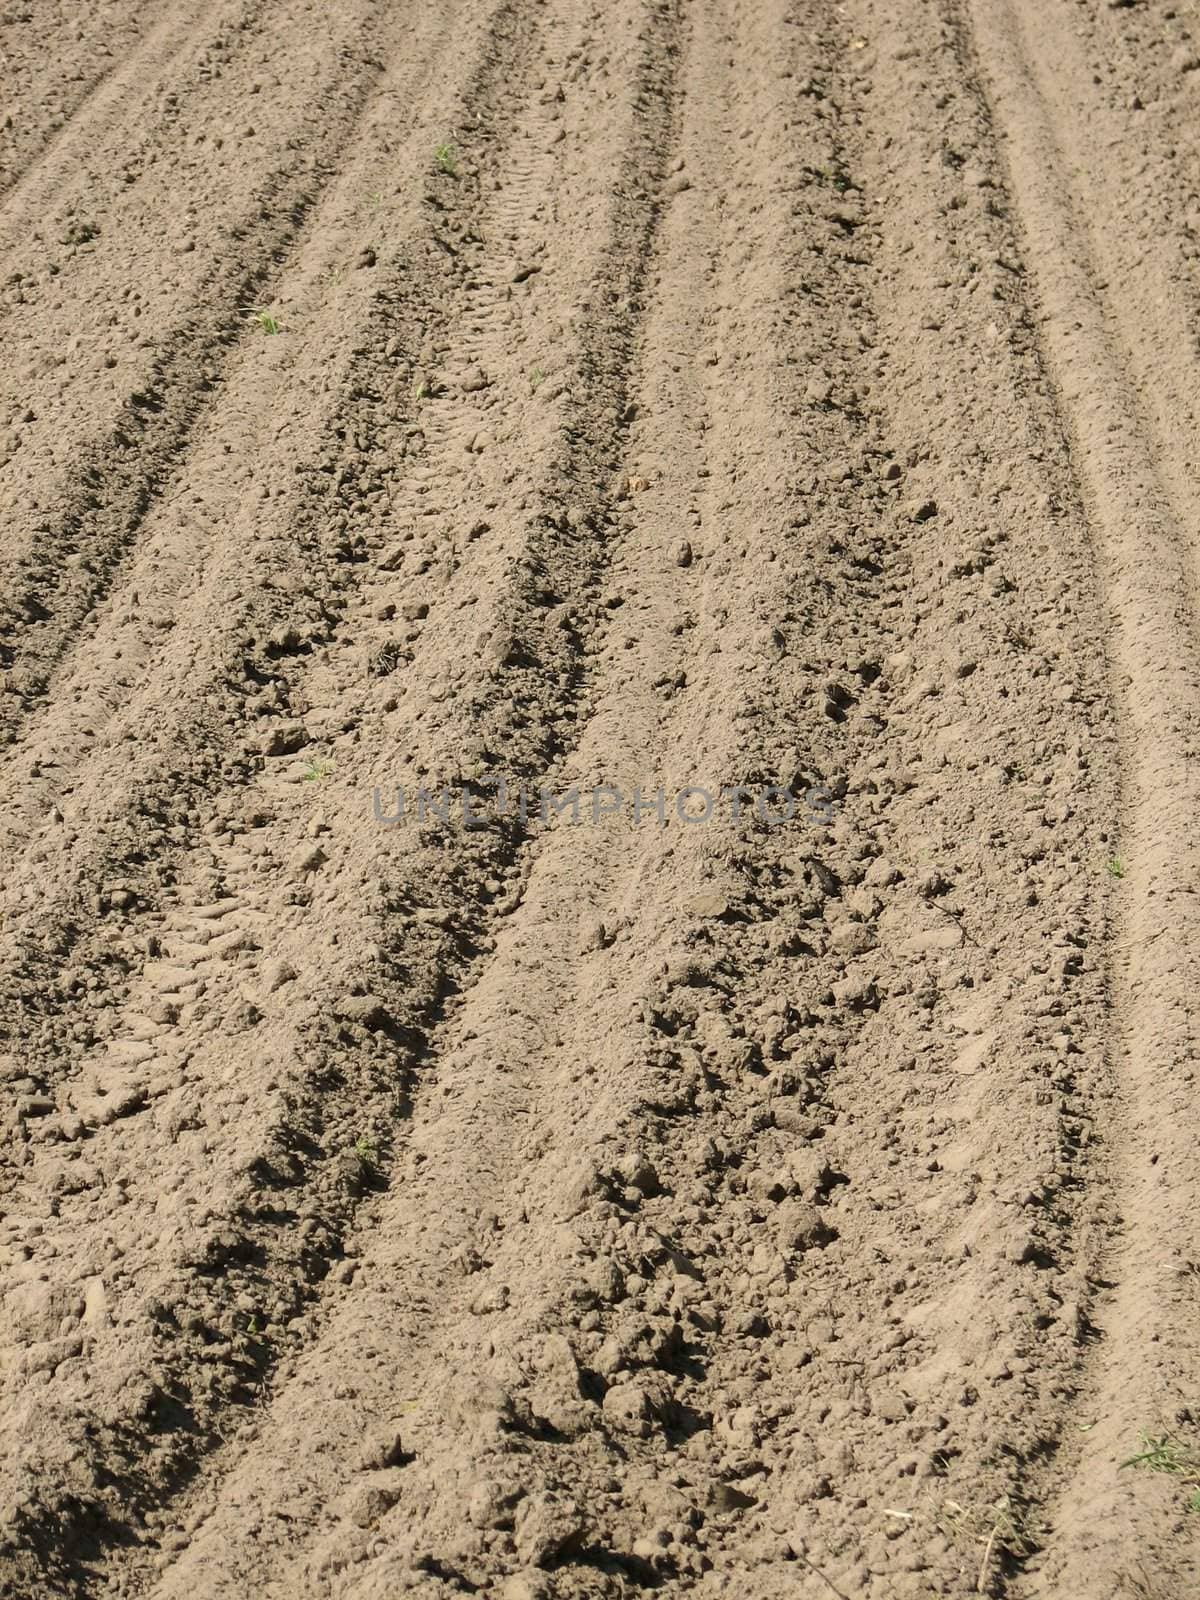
[0,0,488,874]
[126,0,688,1594]
[0,0,273,329]
[669,5,1120,1593]
[0,1,155,198]
[0,0,565,1217]
[0,6,678,1593]
[0,0,392,746]
[950,2,1200,1592]
[0,0,590,1273]
[0,2,548,1592]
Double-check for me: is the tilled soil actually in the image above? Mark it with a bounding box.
[0,2,1198,1596]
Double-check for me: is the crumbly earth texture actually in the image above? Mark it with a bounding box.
[0,1,1198,1596]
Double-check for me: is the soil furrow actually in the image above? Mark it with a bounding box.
[0,0,271,278]
[0,1,155,197]
[952,0,1200,1592]
[0,0,394,745]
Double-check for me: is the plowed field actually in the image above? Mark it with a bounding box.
[1,2,1198,1596]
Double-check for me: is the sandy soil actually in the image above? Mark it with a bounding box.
[0,1,1198,1595]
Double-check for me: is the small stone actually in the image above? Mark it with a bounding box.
[6,1281,84,1345]
[288,842,327,878]
[873,1391,910,1423]
[262,958,297,994]
[685,892,729,918]
[468,1283,511,1315]
[514,1493,584,1567]
[824,680,853,709]
[603,1381,652,1435]
[484,630,519,671]
[357,1432,405,1471]
[674,539,693,568]
[500,1576,552,1600]
[346,1476,401,1528]
[906,498,938,522]
[864,856,900,888]
[558,1160,603,1217]
[334,994,388,1029]
[776,1200,836,1251]
[17,1096,55,1119]
[209,927,253,960]
[1003,1229,1040,1264]
[831,973,878,1008]
[709,1483,757,1513]
[583,1256,625,1304]
[786,1151,837,1199]
[255,720,306,756]
[615,1153,660,1196]
[828,921,875,956]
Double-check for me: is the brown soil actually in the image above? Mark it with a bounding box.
[1,1,1198,1596]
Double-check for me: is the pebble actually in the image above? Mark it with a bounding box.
[685,892,729,918]
[333,994,387,1028]
[709,1483,756,1512]
[108,1039,157,1064]
[208,927,253,960]
[262,957,298,994]
[864,855,900,888]
[253,720,306,757]
[514,1494,584,1566]
[288,842,327,878]
[346,1477,401,1528]
[828,921,876,956]
[356,1432,405,1471]
[831,973,876,1009]
[897,924,962,955]
[500,1576,551,1600]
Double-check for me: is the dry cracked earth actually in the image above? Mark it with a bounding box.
[0,1,1199,1597]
